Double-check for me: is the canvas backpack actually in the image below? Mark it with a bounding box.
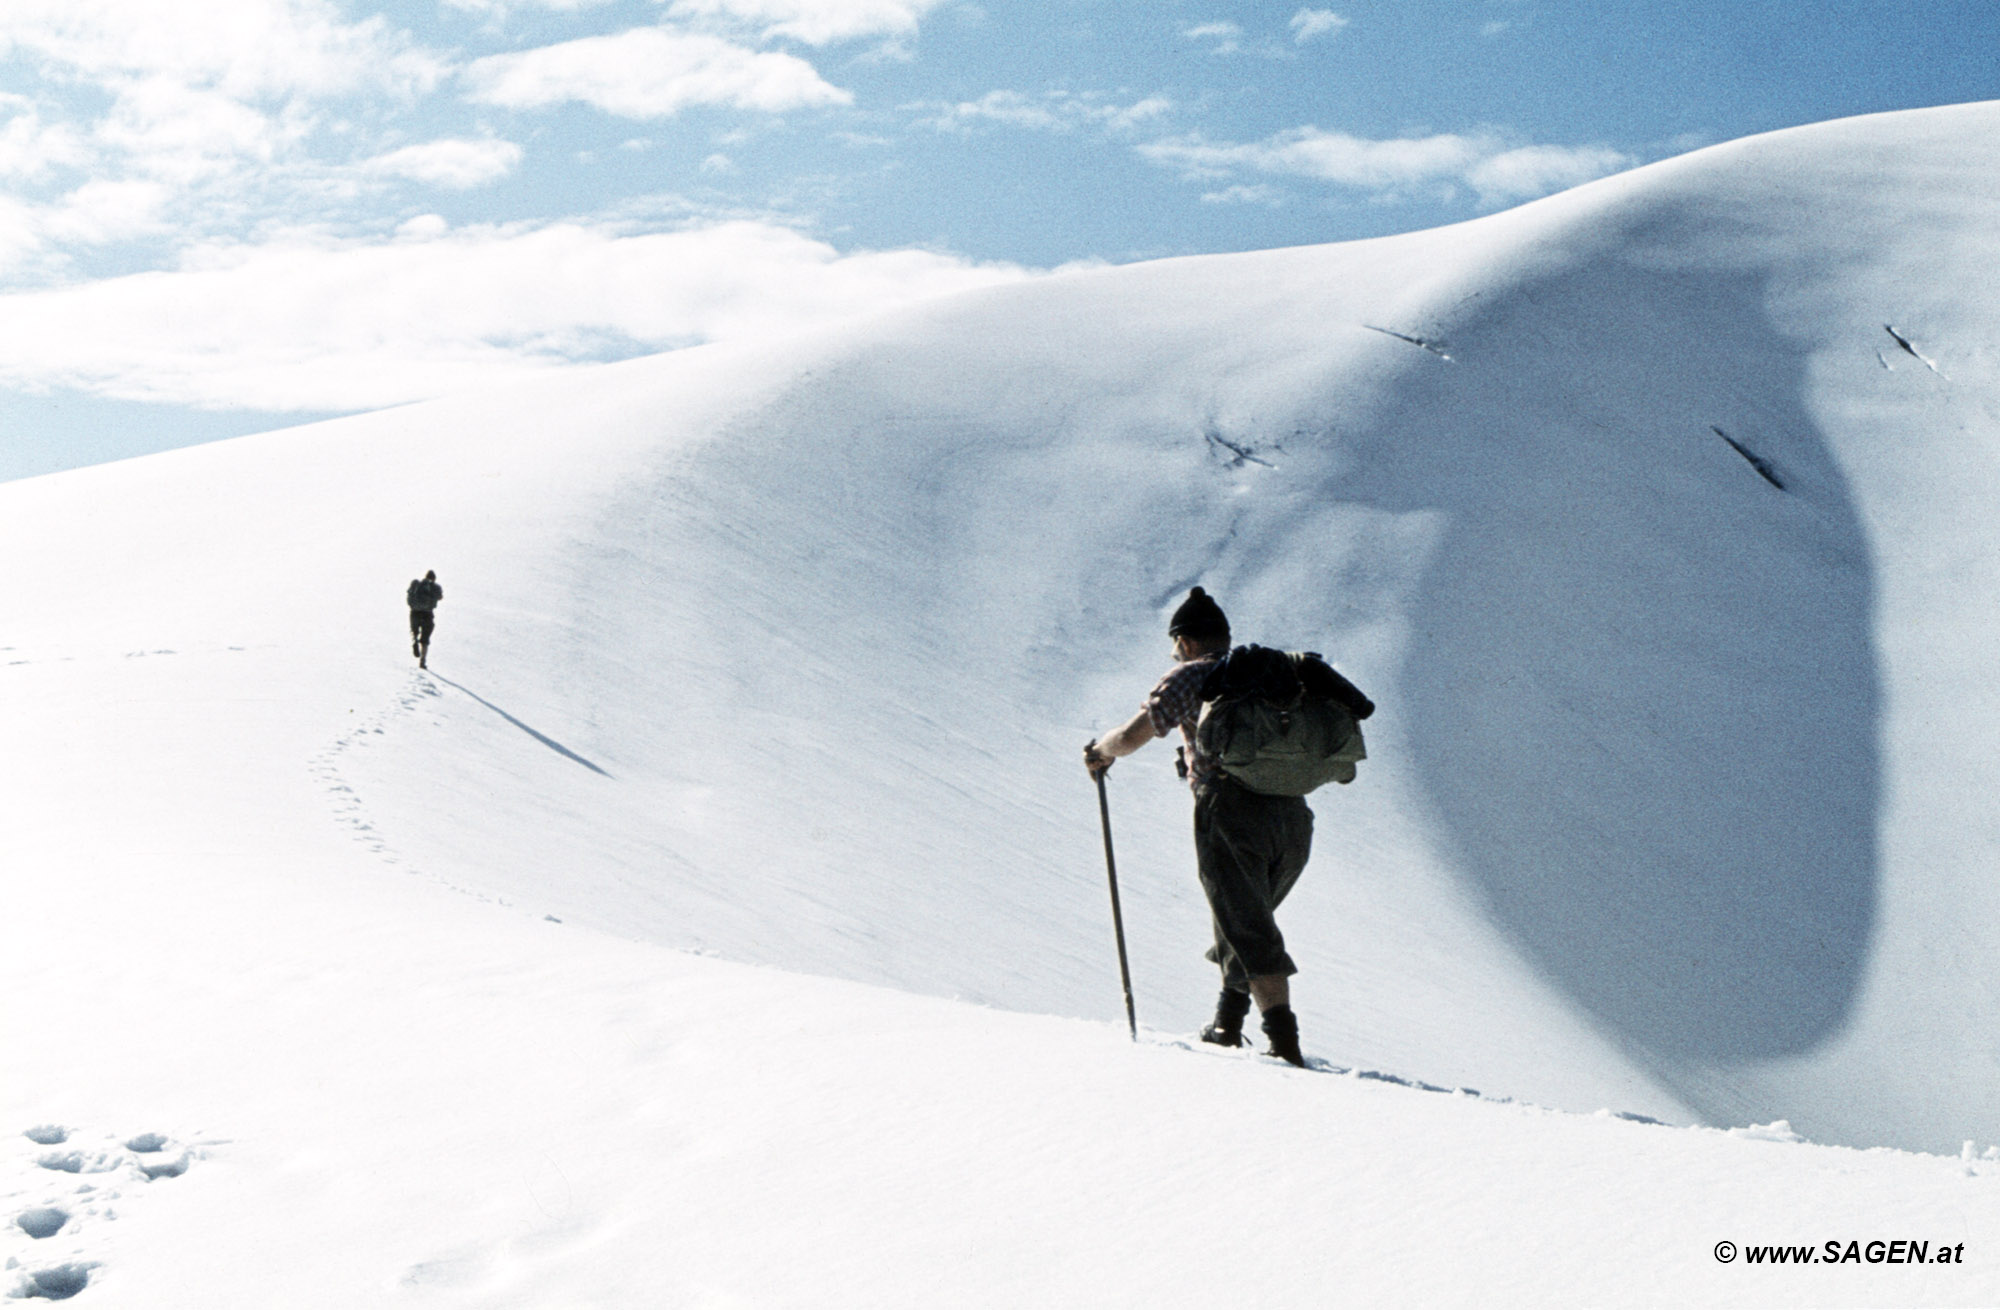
[1194,645,1373,796]
[407,579,439,611]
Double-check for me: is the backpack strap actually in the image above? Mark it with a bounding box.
[1195,648,1233,702]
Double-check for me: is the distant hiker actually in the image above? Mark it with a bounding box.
[1084,587,1369,1067]
[406,570,442,669]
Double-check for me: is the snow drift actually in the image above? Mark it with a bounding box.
[9,100,2000,1147]
[5,98,2000,1308]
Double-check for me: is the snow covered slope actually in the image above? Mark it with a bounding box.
[5,102,2000,1306]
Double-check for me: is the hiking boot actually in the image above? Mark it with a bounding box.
[1199,988,1252,1047]
[1261,1004,1306,1067]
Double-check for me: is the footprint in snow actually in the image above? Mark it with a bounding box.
[1352,1068,1471,1095]
[139,1154,190,1181]
[16,1207,69,1240]
[36,1148,130,1176]
[13,1264,92,1301]
[4,1130,209,1304]
[27,1126,191,1182]
[122,1131,189,1180]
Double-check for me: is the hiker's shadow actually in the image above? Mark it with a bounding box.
[1336,240,1878,1097]
[428,673,613,779]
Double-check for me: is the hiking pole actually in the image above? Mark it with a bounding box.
[1090,758,1139,1041]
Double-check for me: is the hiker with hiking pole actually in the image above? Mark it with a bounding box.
[1084,587,1372,1067]
[406,570,442,669]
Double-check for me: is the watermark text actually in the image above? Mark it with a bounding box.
[1714,1239,1966,1266]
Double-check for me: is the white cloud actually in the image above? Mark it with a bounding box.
[442,0,613,12]
[91,77,295,185]
[465,27,851,118]
[922,90,1059,132]
[1200,184,1285,206]
[1104,97,1175,133]
[1145,128,1480,189]
[0,0,443,101]
[1182,16,1311,58]
[1289,9,1348,43]
[919,90,1171,135]
[0,178,172,277]
[1141,126,1634,205]
[1181,20,1244,53]
[0,198,46,273]
[1465,143,1634,204]
[396,213,450,240]
[0,103,89,180]
[38,178,172,245]
[362,138,524,189]
[0,2,455,263]
[665,0,944,46]
[0,220,1039,411]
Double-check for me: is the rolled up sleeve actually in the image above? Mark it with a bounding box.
[1146,659,1214,737]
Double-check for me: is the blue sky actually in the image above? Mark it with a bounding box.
[2,0,1995,480]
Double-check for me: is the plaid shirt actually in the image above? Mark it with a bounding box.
[1146,653,1223,786]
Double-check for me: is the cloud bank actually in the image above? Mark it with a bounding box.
[917,90,1173,135]
[361,138,522,188]
[1289,9,1349,43]
[665,0,944,46]
[0,0,443,99]
[0,1,1656,430]
[1143,126,1635,205]
[464,28,851,118]
[0,219,1037,411]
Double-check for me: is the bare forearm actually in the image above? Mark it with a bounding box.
[1086,708,1162,776]
[1097,709,1160,759]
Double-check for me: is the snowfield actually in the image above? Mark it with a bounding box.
[5,102,2000,1306]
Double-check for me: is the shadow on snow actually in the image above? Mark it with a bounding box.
[429,673,614,779]
[1342,223,1879,1095]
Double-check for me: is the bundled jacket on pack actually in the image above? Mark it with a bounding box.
[1194,645,1373,796]
[407,579,442,611]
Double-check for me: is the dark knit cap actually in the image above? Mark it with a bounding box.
[1168,587,1229,641]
